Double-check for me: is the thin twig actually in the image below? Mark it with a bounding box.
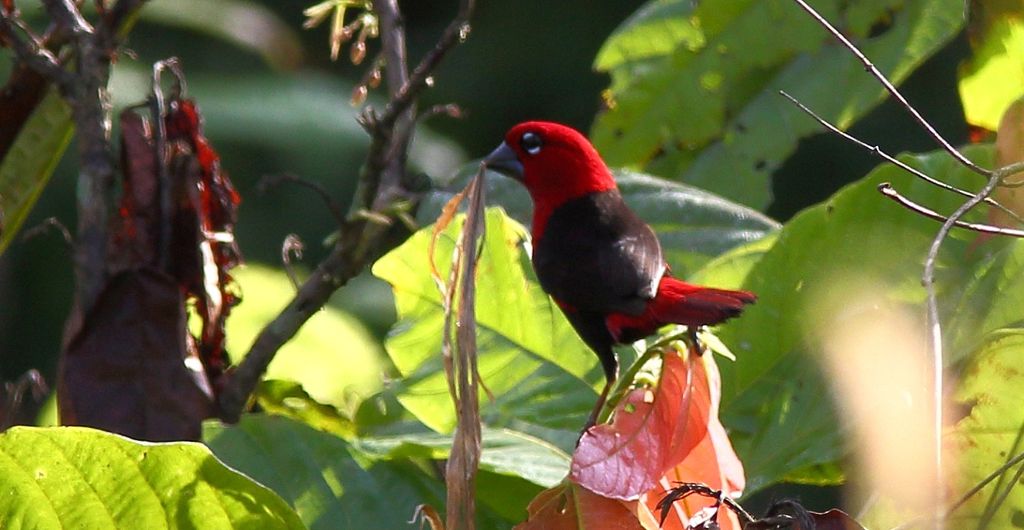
[878,184,1024,238]
[790,0,991,178]
[780,91,1024,225]
[257,173,347,227]
[946,449,1024,516]
[151,58,185,270]
[920,170,1002,528]
[20,216,73,246]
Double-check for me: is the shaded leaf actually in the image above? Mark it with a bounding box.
[140,0,304,70]
[698,145,997,493]
[203,414,515,530]
[59,270,214,441]
[513,482,649,530]
[421,169,779,276]
[0,426,304,529]
[591,0,962,208]
[355,427,571,488]
[0,83,72,256]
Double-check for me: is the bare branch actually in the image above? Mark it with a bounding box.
[790,0,991,178]
[0,9,71,84]
[21,216,73,245]
[780,91,1024,225]
[378,0,474,131]
[220,0,475,424]
[879,184,1024,237]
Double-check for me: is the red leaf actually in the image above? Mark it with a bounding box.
[514,482,649,530]
[571,352,717,500]
[642,355,744,529]
[59,270,215,441]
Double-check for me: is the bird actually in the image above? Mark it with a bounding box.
[483,121,756,429]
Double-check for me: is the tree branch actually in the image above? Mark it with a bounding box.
[219,0,476,422]
[878,183,1024,237]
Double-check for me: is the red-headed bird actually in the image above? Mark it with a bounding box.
[484,121,756,428]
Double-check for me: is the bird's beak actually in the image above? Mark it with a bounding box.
[483,141,524,181]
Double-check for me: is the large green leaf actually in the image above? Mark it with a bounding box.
[355,428,571,489]
[0,88,72,256]
[947,239,1024,361]
[420,169,780,276]
[203,415,521,530]
[0,426,304,529]
[373,208,599,448]
[696,145,997,493]
[591,0,962,209]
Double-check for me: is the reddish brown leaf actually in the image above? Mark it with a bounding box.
[162,98,242,388]
[514,482,648,530]
[642,355,744,529]
[0,65,48,158]
[571,352,715,500]
[59,270,215,441]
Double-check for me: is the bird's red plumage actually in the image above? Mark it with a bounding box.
[502,122,617,241]
[487,120,755,428]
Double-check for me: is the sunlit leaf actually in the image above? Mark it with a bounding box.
[0,426,304,529]
[226,265,387,415]
[0,87,72,256]
[959,18,1024,131]
[946,331,1024,529]
[592,0,962,209]
[373,208,599,449]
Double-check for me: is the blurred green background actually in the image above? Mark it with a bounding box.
[0,0,968,446]
[0,0,981,519]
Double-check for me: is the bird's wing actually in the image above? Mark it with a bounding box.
[532,190,664,316]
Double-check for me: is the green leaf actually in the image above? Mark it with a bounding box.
[203,415,517,529]
[355,427,571,488]
[947,239,1024,361]
[226,265,387,416]
[421,169,780,276]
[0,426,304,530]
[947,330,1024,528]
[0,88,73,257]
[139,0,303,71]
[373,208,599,448]
[697,145,996,493]
[958,17,1024,130]
[591,0,962,209]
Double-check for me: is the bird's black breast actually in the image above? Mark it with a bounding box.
[532,190,665,316]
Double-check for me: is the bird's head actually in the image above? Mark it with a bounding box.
[484,121,617,209]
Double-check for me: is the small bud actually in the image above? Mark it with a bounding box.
[368,67,382,88]
[458,23,471,42]
[350,84,368,106]
[350,40,366,65]
[424,76,435,87]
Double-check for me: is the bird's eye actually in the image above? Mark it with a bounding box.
[520,132,543,155]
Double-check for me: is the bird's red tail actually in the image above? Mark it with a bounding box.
[605,276,756,343]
